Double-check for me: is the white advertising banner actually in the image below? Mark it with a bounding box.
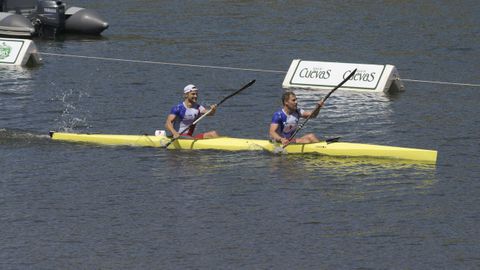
[0,39,25,64]
[283,60,403,93]
[0,38,41,66]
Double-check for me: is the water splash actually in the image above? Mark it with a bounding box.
[53,88,92,132]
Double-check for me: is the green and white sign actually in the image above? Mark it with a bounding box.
[0,38,41,66]
[0,39,24,64]
[0,41,13,59]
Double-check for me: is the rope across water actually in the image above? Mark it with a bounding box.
[41,52,480,88]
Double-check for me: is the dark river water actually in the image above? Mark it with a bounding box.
[1,0,479,269]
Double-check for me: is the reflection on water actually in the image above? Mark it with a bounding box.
[291,89,395,141]
[0,66,35,109]
[154,150,264,178]
[37,34,108,43]
[0,66,34,87]
[270,153,437,202]
[150,148,437,204]
[0,67,36,130]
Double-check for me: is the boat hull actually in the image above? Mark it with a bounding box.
[49,132,438,163]
[0,13,35,37]
[65,7,109,35]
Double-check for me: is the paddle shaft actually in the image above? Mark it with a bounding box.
[163,79,256,148]
[284,69,357,147]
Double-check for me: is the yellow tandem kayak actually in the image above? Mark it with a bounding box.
[49,131,437,163]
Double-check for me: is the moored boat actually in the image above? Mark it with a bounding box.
[49,131,438,163]
[0,0,108,38]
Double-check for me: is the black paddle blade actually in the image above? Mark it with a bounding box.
[326,137,340,144]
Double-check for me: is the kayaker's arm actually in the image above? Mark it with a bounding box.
[302,99,324,119]
[269,123,289,145]
[165,114,180,138]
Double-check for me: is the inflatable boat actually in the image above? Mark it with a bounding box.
[0,0,108,38]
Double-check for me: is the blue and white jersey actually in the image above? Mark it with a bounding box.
[169,102,206,135]
[271,108,305,138]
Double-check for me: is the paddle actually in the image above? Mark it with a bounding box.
[162,79,256,148]
[275,69,357,153]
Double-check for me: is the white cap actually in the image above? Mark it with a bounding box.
[184,84,198,94]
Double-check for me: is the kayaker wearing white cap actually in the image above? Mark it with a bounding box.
[165,84,219,139]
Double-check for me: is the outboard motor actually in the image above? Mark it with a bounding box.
[31,0,65,38]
